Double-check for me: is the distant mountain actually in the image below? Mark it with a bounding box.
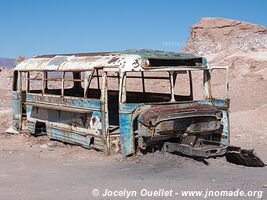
[0,57,16,68]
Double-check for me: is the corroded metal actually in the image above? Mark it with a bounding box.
[15,50,207,72]
[10,50,232,159]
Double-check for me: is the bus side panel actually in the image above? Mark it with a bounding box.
[48,127,91,147]
[119,113,134,157]
[199,99,230,145]
[12,91,22,131]
[26,93,103,149]
[119,103,142,157]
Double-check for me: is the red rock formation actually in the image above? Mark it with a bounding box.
[182,17,267,55]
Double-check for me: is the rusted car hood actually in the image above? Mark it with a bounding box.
[138,103,220,127]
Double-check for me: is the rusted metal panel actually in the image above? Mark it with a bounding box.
[136,103,223,150]
[162,140,228,158]
[119,113,135,157]
[138,104,220,126]
[15,54,145,72]
[15,50,207,72]
[59,54,145,72]
[12,91,22,131]
[119,103,142,157]
[199,99,230,145]
[26,93,101,111]
[15,57,52,71]
[25,92,104,149]
[48,126,91,148]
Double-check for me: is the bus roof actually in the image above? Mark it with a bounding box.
[15,49,208,72]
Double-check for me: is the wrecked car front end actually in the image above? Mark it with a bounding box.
[118,52,231,159]
[137,103,225,157]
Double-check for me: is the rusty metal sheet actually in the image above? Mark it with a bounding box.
[58,54,145,72]
[15,57,51,71]
[138,104,220,127]
[15,54,145,72]
[15,50,207,72]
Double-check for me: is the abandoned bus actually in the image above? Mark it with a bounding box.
[9,50,230,158]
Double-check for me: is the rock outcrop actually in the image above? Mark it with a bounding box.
[182,17,267,55]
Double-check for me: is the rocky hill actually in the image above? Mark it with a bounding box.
[182,17,267,54]
[182,17,267,148]
[0,58,15,68]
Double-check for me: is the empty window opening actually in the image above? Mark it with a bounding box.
[29,71,44,94]
[107,72,120,129]
[174,70,192,101]
[125,71,171,103]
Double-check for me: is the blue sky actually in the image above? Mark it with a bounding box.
[0,0,266,58]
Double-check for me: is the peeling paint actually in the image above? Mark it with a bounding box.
[10,50,230,158]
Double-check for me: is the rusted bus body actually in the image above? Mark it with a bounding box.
[10,50,230,157]
[12,69,120,154]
